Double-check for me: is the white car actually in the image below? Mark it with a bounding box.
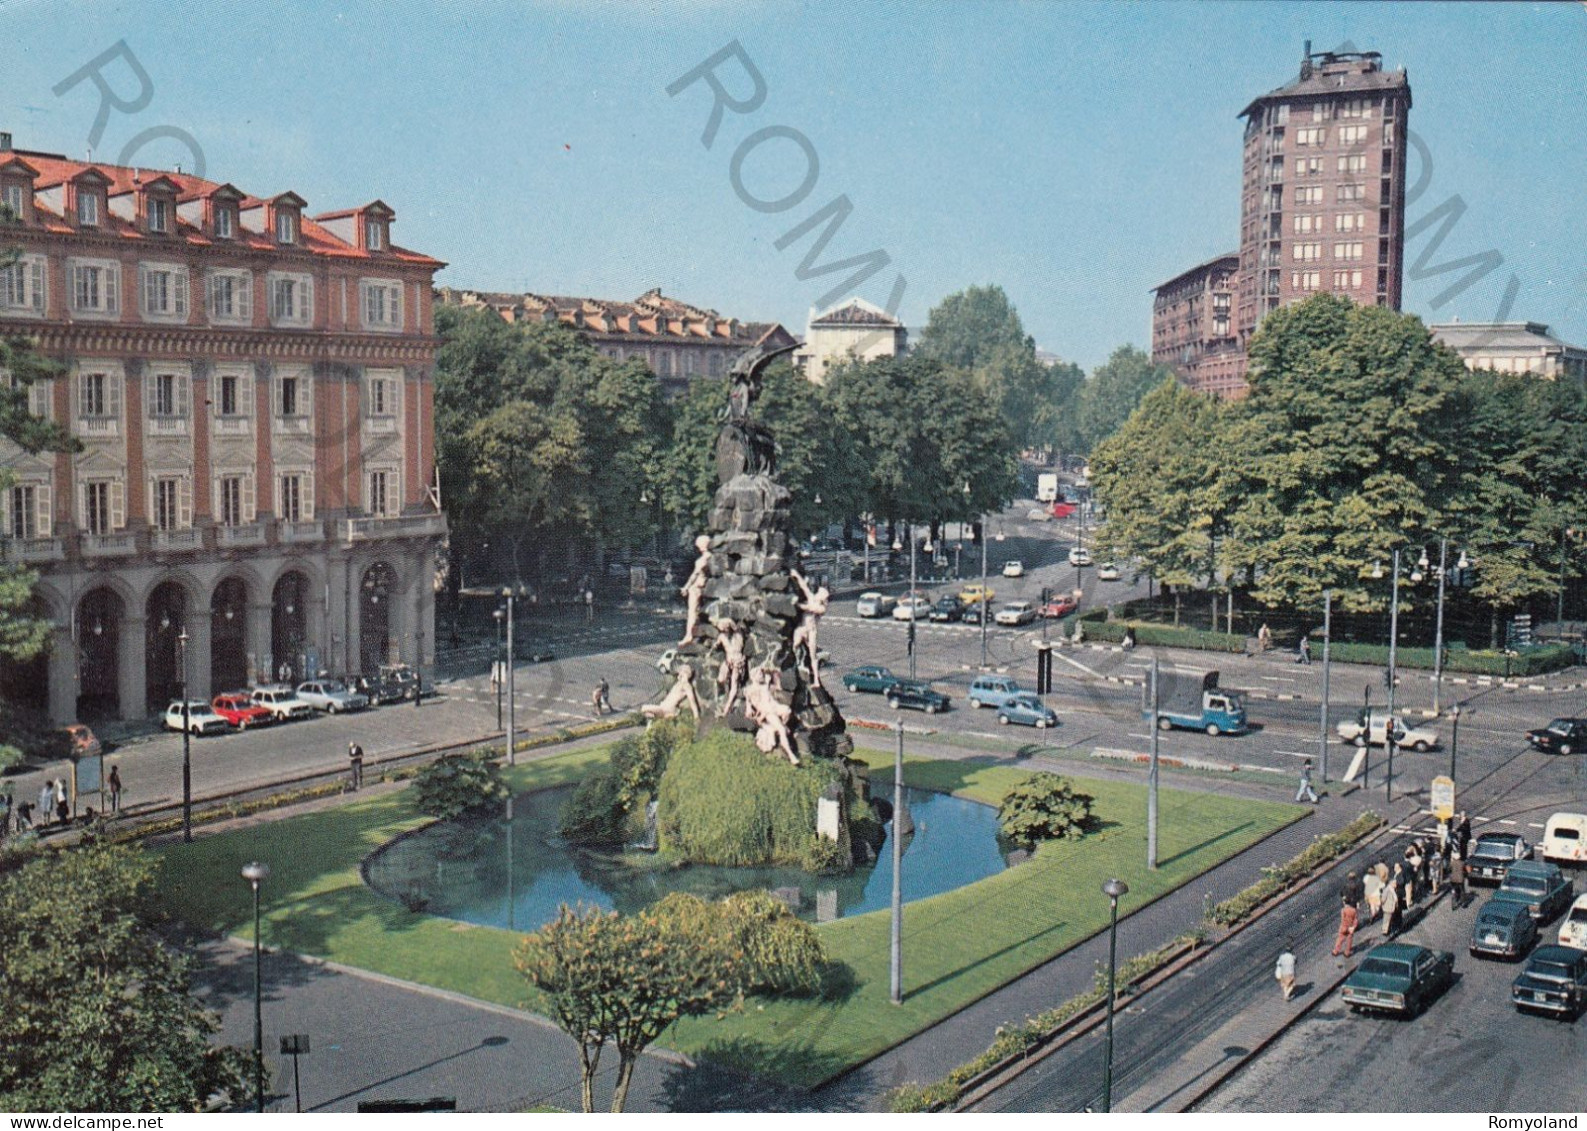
[1002,560,1025,578]
[1068,547,1093,567]
[1559,894,1587,950]
[1025,508,1052,522]
[250,685,315,722]
[1097,562,1121,581]
[995,601,1038,626]
[856,591,897,618]
[163,699,230,736]
[892,594,931,621]
[296,680,370,714]
[1335,709,1439,752]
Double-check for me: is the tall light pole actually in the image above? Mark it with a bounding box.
[178,627,192,843]
[503,588,516,766]
[1319,590,1332,782]
[1101,877,1129,1113]
[492,607,505,730]
[1372,550,1403,801]
[241,861,270,1113]
[890,719,905,1005]
[1448,704,1462,782]
[907,525,918,679]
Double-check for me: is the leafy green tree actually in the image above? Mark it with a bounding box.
[464,401,586,582]
[1075,345,1175,453]
[655,375,722,535]
[514,903,740,1112]
[916,284,1032,369]
[411,754,510,820]
[0,840,249,1111]
[997,773,1094,847]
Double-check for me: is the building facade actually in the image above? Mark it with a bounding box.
[1149,254,1243,398]
[1429,321,1587,382]
[436,287,797,394]
[794,297,908,383]
[1152,47,1411,398]
[0,134,446,724]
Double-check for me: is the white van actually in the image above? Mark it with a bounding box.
[1540,812,1587,866]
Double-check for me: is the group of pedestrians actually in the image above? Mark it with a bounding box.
[1,764,125,838]
[1329,824,1472,964]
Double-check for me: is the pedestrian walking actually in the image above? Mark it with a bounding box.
[37,781,54,825]
[1295,635,1311,664]
[592,677,612,717]
[1381,875,1402,936]
[1405,842,1425,896]
[15,800,33,830]
[108,765,122,816]
[1429,848,1448,895]
[1295,759,1319,804]
[1342,870,1364,910]
[1454,812,1472,858]
[1275,945,1298,1000]
[1448,851,1466,909]
[1393,861,1413,907]
[1257,623,1273,653]
[347,742,364,790]
[1332,899,1359,958]
[583,588,594,622]
[54,779,69,826]
[1363,868,1383,922]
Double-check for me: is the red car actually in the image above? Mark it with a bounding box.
[1041,595,1080,618]
[212,692,274,730]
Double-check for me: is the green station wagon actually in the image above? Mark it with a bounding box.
[843,666,901,695]
[1511,945,1587,1018]
[1492,860,1574,923]
[1340,943,1455,1016]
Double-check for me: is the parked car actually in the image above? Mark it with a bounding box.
[1511,945,1587,1018]
[1002,560,1025,578]
[1526,717,1587,755]
[1468,832,1533,885]
[1024,508,1052,522]
[961,602,993,625]
[885,680,951,714]
[1040,595,1079,619]
[1340,943,1455,1016]
[1493,860,1575,923]
[163,699,230,737]
[996,693,1058,729]
[995,601,1037,626]
[969,675,1025,710]
[1335,709,1439,752]
[844,665,901,695]
[856,591,897,618]
[656,648,679,674]
[1557,894,1587,950]
[1068,546,1092,567]
[957,584,996,607]
[893,594,931,621]
[1469,897,1540,960]
[372,663,423,703]
[211,692,274,730]
[1096,562,1121,582]
[1541,812,1587,866]
[928,595,964,623]
[250,685,316,722]
[296,679,371,714]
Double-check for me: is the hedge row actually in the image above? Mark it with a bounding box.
[1319,642,1575,676]
[1079,615,1247,654]
[1206,810,1384,927]
[887,932,1203,1112]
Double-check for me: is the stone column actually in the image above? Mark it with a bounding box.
[48,624,77,725]
[118,616,145,721]
[187,612,213,702]
[247,601,272,686]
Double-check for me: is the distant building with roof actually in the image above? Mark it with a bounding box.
[0,131,446,725]
[1429,321,1587,382]
[794,297,908,383]
[435,287,797,393]
[1150,253,1243,398]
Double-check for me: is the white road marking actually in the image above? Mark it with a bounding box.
[1274,750,1315,759]
[1498,819,1518,826]
[1259,675,1298,684]
[1056,651,1104,677]
[1528,822,1545,829]
[1127,732,1153,741]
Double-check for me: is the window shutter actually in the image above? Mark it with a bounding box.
[174,270,188,317]
[107,375,121,420]
[0,488,10,535]
[242,473,256,523]
[104,265,119,314]
[178,477,192,528]
[29,259,44,312]
[36,481,51,536]
[238,371,254,417]
[78,372,91,415]
[301,277,314,324]
[394,285,404,329]
[139,264,151,314]
[206,272,218,318]
[31,379,50,421]
[303,467,315,520]
[237,272,252,321]
[109,481,124,530]
[177,373,190,417]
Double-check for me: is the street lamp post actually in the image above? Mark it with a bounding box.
[178,627,192,843]
[415,627,424,710]
[1449,704,1462,782]
[890,719,905,1005]
[1372,551,1402,801]
[1101,877,1129,1113]
[503,588,516,766]
[241,861,270,1113]
[492,607,505,730]
[1319,590,1332,783]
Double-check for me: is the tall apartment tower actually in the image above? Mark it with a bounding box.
[1235,47,1411,348]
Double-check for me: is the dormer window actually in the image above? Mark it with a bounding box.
[215,206,234,239]
[77,191,99,227]
[2,183,23,220]
[275,209,297,244]
[148,197,171,234]
[364,217,383,252]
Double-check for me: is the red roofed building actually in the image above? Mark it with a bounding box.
[437,286,798,393]
[0,132,447,724]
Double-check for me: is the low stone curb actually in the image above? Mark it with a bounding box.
[1090,746,1286,777]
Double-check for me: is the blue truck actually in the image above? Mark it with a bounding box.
[1147,669,1248,737]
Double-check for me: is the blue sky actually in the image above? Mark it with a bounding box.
[3,0,1582,370]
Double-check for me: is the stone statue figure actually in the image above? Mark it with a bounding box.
[789,571,830,689]
[744,665,798,765]
[716,342,797,483]
[679,534,712,644]
[711,617,748,716]
[642,662,702,722]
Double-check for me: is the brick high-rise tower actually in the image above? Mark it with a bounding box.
[1235,46,1411,349]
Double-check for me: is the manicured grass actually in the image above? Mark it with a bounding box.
[156,742,1303,1090]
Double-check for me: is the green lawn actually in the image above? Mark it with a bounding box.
[157,742,1303,1090]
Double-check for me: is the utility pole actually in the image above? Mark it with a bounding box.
[1320,590,1332,782]
[505,589,516,766]
[1147,657,1159,870]
[890,719,905,1005]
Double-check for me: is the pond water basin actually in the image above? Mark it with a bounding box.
[364,784,1009,930]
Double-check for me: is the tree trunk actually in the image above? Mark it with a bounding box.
[1490,608,1500,650]
[611,1054,636,1113]
[1174,589,1182,627]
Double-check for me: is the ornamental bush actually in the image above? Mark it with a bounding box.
[996,773,1094,848]
[650,889,829,998]
[411,754,510,820]
[558,766,627,845]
